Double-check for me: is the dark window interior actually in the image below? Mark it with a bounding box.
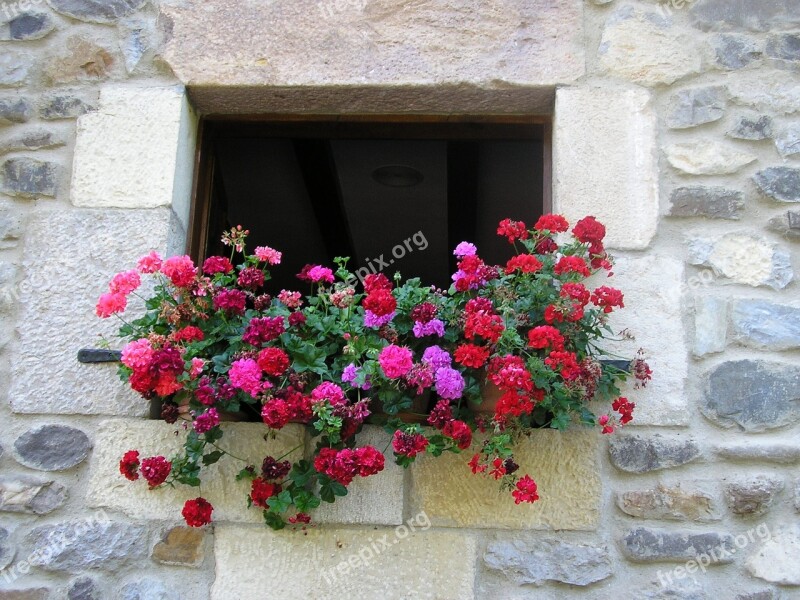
[190,118,551,291]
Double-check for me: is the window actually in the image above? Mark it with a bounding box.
[189,116,551,290]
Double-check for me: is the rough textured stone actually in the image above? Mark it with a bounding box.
[0,51,30,86]
[690,0,800,32]
[0,97,32,124]
[693,296,728,357]
[669,186,744,219]
[735,592,778,600]
[617,485,721,522]
[666,87,727,129]
[43,36,115,85]
[666,141,757,175]
[0,476,67,514]
[688,234,793,289]
[120,579,178,600]
[703,360,800,432]
[715,443,800,464]
[212,525,476,599]
[725,477,784,516]
[554,86,657,250]
[71,85,196,217]
[754,167,800,202]
[1,157,59,198]
[412,429,599,529]
[118,17,150,73]
[746,526,800,585]
[0,590,49,600]
[14,425,91,471]
[596,256,687,424]
[621,528,735,563]
[483,538,612,586]
[731,300,800,350]
[728,114,773,140]
[68,577,100,600]
[8,209,182,416]
[609,435,701,474]
[88,420,305,522]
[46,0,147,24]
[774,123,800,158]
[163,0,584,90]
[40,93,95,120]
[0,211,23,250]
[769,210,800,239]
[599,6,700,85]
[710,34,762,69]
[1,12,54,40]
[0,526,14,570]
[729,71,800,114]
[0,129,66,154]
[795,479,800,512]
[314,426,403,525]
[766,33,800,63]
[151,526,205,567]
[26,519,146,572]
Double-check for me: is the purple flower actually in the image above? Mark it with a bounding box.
[364,310,395,328]
[193,408,220,434]
[434,367,465,400]
[453,242,477,258]
[413,318,445,338]
[421,345,452,370]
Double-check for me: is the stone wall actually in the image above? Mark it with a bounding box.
[0,0,798,598]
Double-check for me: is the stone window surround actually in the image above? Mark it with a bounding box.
[41,80,681,533]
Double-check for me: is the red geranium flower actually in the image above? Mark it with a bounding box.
[182,497,213,527]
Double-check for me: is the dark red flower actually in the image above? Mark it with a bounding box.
[534,214,569,233]
[362,289,397,317]
[363,273,393,293]
[497,218,529,243]
[119,450,140,481]
[288,311,306,327]
[442,420,472,450]
[591,286,624,313]
[512,475,539,504]
[182,497,213,527]
[454,344,490,369]
[392,431,429,458]
[213,288,247,315]
[243,316,285,346]
[238,266,265,290]
[202,256,233,275]
[505,254,543,274]
[572,216,606,245]
[257,347,291,376]
[140,456,172,488]
[250,478,282,508]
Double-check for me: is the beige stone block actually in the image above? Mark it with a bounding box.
[554,85,658,250]
[601,255,689,426]
[71,85,197,219]
[665,141,757,175]
[409,429,600,530]
[211,525,476,600]
[313,426,405,526]
[161,0,584,98]
[87,419,306,523]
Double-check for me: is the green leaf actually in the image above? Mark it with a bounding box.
[266,490,293,513]
[236,467,257,481]
[202,450,224,466]
[264,511,287,530]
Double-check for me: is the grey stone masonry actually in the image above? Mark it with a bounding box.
[753,167,800,203]
[608,435,701,474]
[725,476,784,517]
[668,186,744,219]
[620,528,735,563]
[703,360,800,432]
[484,539,612,586]
[730,300,800,350]
[14,425,91,471]
[666,87,726,129]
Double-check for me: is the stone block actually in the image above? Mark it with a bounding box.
[754,167,800,202]
[151,526,205,567]
[620,528,734,563]
[668,186,744,220]
[0,97,32,124]
[42,36,116,85]
[725,476,784,517]
[40,92,96,120]
[71,85,197,224]
[665,141,757,175]
[48,0,147,24]
[313,426,404,525]
[410,429,600,530]
[666,87,726,129]
[702,360,800,432]
[617,484,721,522]
[484,538,612,586]
[731,299,800,350]
[554,85,658,250]
[768,210,800,239]
[774,124,800,158]
[161,0,585,90]
[86,419,306,523]
[714,443,800,464]
[693,296,728,357]
[1,158,59,198]
[609,434,701,474]
[1,12,54,41]
[746,526,800,585]
[710,34,762,69]
[14,425,91,471]
[211,525,476,600]
[8,208,183,416]
[688,233,793,289]
[599,5,700,85]
[728,114,773,140]
[690,0,800,32]
[0,476,67,515]
[601,255,688,425]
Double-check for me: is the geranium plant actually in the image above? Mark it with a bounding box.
[99,216,651,529]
